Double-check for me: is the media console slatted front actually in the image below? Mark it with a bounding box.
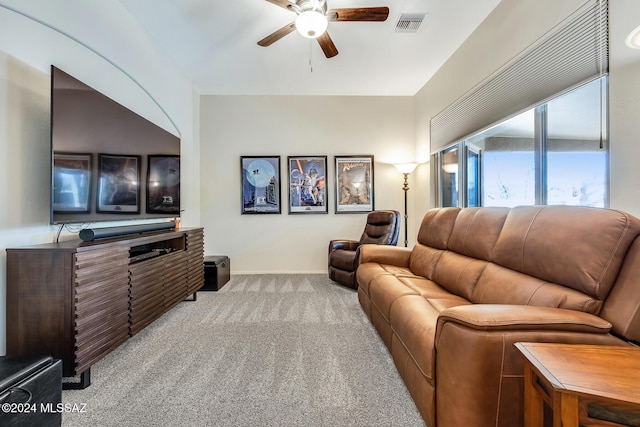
[6,227,204,389]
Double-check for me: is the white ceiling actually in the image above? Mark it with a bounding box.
[118,0,501,96]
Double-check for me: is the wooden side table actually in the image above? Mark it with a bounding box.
[515,342,640,427]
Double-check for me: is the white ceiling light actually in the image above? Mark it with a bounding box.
[295,10,328,39]
[626,24,640,49]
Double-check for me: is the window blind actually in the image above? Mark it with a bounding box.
[430,0,608,153]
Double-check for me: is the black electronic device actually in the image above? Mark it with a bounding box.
[50,66,181,224]
[79,222,176,241]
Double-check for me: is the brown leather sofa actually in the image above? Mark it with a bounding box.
[328,210,400,289]
[356,206,640,427]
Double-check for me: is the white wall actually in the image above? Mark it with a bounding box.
[609,0,640,216]
[0,0,197,354]
[200,95,416,273]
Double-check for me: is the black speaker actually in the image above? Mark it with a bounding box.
[79,222,176,241]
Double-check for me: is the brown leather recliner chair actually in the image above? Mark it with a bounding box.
[328,210,401,289]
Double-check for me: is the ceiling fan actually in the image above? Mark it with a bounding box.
[258,0,389,58]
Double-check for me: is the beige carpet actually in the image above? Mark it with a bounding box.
[62,274,424,426]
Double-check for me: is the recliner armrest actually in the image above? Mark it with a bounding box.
[436,304,612,338]
[433,304,623,427]
[328,239,359,252]
[358,244,412,267]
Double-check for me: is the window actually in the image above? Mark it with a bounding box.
[546,79,607,207]
[436,77,608,208]
[466,145,480,207]
[440,146,459,207]
[468,109,535,207]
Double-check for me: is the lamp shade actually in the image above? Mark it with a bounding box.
[394,163,418,174]
[295,11,328,39]
[626,24,640,49]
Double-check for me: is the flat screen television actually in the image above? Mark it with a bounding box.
[50,66,181,224]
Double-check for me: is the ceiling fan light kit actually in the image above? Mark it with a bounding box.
[259,0,389,58]
[295,10,328,38]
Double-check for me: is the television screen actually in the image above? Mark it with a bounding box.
[50,66,180,224]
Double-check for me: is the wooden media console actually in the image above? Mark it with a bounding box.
[6,227,204,389]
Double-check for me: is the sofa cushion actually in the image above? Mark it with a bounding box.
[369,274,418,323]
[415,207,460,249]
[391,295,438,382]
[492,205,640,301]
[391,294,471,384]
[402,277,460,299]
[409,244,445,279]
[432,251,488,301]
[409,207,506,297]
[447,207,509,261]
[357,263,416,297]
[472,263,603,313]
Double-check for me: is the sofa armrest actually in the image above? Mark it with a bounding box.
[358,244,412,267]
[433,304,624,426]
[436,304,612,337]
[328,239,359,253]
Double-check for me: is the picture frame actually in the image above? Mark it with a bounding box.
[146,155,181,214]
[241,156,281,214]
[52,152,92,213]
[97,154,141,213]
[334,155,374,213]
[287,156,328,214]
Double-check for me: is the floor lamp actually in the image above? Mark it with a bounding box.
[394,163,418,247]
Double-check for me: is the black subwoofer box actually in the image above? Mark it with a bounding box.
[0,355,62,427]
[203,255,230,291]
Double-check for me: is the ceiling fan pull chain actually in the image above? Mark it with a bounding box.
[309,39,314,72]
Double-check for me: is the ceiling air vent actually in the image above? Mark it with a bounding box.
[395,13,427,33]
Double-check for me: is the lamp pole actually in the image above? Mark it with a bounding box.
[394,163,417,248]
[401,173,410,247]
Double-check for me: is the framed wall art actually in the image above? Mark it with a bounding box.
[52,152,92,213]
[146,155,181,214]
[241,155,281,214]
[97,154,141,213]
[334,155,374,213]
[287,156,327,214]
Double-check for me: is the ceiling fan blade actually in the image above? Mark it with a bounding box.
[265,0,295,12]
[327,7,390,22]
[317,32,338,58]
[258,22,296,47]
